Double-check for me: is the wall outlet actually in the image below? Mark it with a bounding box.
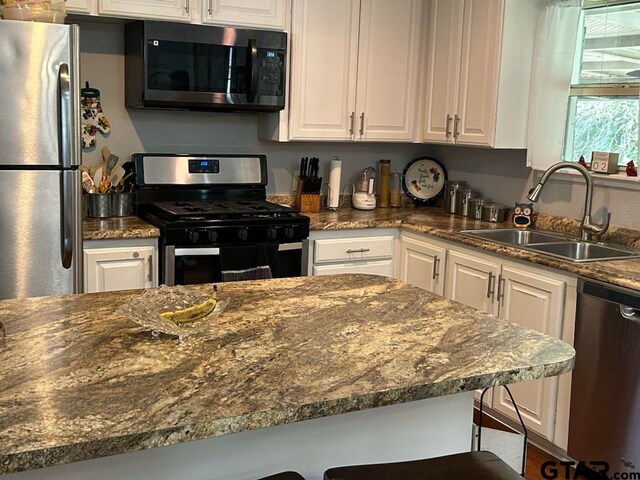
[292,170,300,191]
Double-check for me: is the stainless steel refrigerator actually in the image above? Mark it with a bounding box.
[0,20,82,300]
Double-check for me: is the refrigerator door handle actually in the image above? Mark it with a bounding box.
[60,170,74,269]
[58,63,73,168]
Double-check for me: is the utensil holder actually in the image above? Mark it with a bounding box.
[111,192,132,217]
[87,193,112,218]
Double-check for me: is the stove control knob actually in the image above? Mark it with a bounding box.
[207,230,218,242]
[284,226,295,239]
[188,230,200,243]
[266,227,278,240]
[237,227,249,241]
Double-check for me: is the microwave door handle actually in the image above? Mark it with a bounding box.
[246,38,258,103]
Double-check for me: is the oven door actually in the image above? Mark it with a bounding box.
[164,243,303,286]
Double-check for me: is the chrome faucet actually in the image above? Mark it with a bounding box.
[527,162,610,241]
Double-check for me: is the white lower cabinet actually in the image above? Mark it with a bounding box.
[306,229,397,278]
[398,232,576,449]
[398,232,446,295]
[84,238,158,293]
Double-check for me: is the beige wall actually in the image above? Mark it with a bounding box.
[78,20,640,229]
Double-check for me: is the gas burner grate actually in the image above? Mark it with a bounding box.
[148,200,296,219]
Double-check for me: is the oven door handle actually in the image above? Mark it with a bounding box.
[278,242,302,251]
[174,247,221,256]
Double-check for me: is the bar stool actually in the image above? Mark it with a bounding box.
[256,472,305,480]
[324,386,528,480]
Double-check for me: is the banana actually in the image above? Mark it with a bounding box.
[160,296,217,324]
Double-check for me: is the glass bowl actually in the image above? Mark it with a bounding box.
[117,284,227,342]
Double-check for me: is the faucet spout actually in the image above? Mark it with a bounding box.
[526,162,610,241]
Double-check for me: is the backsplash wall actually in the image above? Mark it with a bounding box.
[78,20,640,229]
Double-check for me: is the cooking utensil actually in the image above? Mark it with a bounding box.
[116,171,135,192]
[106,153,119,176]
[81,170,95,194]
[98,147,112,193]
[110,165,125,188]
[92,166,103,189]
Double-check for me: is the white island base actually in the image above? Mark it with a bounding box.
[6,392,474,480]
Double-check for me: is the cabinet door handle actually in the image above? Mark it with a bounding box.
[453,114,460,139]
[432,255,440,280]
[497,275,505,306]
[346,248,371,254]
[184,0,189,14]
[486,272,495,300]
[445,114,452,138]
[359,112,365,136]
[147,255,153,282]
[207,0,212,15]
[349,112,355,136]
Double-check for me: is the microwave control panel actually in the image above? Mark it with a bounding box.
[258,49,284,96]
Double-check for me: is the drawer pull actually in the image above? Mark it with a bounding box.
[487,272,496,300]
[432,255,440,280]
[346,248,371,254]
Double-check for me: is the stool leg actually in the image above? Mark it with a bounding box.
[476,385,529,477]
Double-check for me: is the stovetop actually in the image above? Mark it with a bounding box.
[150,200,296,219]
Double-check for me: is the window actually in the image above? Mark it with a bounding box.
[563,1,640,167]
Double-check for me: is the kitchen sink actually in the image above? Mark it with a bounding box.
[526,241,640,262]
[460,229,567,245]
[460,229,640,263]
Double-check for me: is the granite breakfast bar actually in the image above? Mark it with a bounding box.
[0,275,574,480]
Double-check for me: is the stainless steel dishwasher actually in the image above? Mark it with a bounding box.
[568,279,640,473]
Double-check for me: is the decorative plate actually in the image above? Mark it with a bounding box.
[402,157,448,204]
[117,284,228,343]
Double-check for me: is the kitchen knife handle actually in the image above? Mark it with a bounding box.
[453,114,460,139]
[349,112,355,136]
[445,114,452,138]
[487,272,495,300]
[359,112,365,136]
[432,255,440,280]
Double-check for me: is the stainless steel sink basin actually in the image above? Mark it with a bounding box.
[526,241,640,262]
[460,229,640,262]
[460,229,567,245]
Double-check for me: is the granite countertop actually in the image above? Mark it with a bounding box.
[0,275,574,474]
[306,207,640,292]
[83,216,160,240]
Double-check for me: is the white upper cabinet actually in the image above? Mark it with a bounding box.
[422,0,463,144]
[355,0,423,141]
[203,0,287,29]
[287,0,424,142]
[288,0,360,140]
[66,0,92,14]
[422,0,541,148]
[99,0,192,21]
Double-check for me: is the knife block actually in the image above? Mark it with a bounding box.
[295,177,320,213]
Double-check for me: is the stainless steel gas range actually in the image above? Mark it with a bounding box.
[134,154,310,286]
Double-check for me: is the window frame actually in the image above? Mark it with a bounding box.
[563,1,640,170]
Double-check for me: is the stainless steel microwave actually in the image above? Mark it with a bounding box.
[125,21,286,112]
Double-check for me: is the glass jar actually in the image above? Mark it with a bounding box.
[378,159,391,207]
[390,171,401,207]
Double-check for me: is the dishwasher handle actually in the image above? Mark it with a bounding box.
[620,305,640,324]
